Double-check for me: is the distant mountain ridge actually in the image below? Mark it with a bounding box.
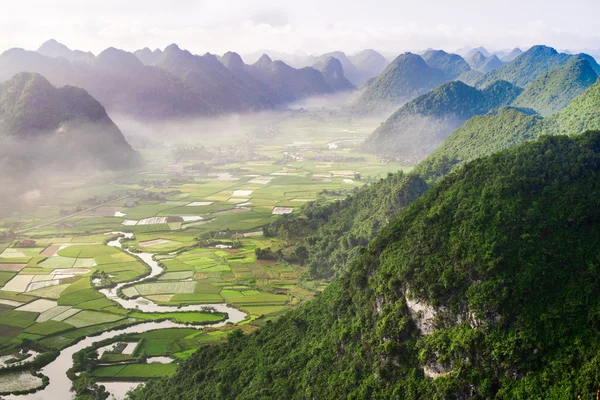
[473,45,598,88]
[363,80,522,158]
[0,40,355,119]
[314,57,355,91]
[421,50,471,79]
[511,56,599,116]
[416,78,600,180]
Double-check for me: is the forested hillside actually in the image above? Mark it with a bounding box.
[131,132,600,400]
[351,53,448,113]
[511,56,598,116]
[363,80,522,157]
[417,79,600,180]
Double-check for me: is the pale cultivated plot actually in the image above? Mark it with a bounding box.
[272,207,294,215]
[74,258,97,267]
[64,311,123,328]
[122,220,138,226]
[40,256,75,269]
[26,279,62,292]
[228,198,250,203]
[122,287,139,297]
[135,281,196,295]
[138,217,168,225]
[16,299,57,313]
[41,245,60,257]
[213,173,239,181]
[343,179,355,184]
[248,178,272,185]
[114,211,127,217]
[31,275,54,282]
[0,264,25,271]
[331,170,355,177]
[158,271,193,280]
[139,239,173,247]
[243,231,263,237]
[52,308,81,322]
[0,299,23,307]
[236,202,252,207]
[36,305,72,322]
[270,172,298,176]
[232,190,253,197]
[52,268,91,275]
[0,249,30,258]
[181,216,203,222]
[26,283,70,299]
[186,202,213,206]
[147,295,173,302]
[2,274,34,292]
[122,342,138,355]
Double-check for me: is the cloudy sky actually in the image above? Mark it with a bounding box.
[1,0,599,56]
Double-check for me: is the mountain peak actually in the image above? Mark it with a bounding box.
[37,39,94,63]
[526,45,559,56]
[37,39,70,53]
[164,43,182,53]
[96,47,143,70]
[255,54,273,67]
[318,57,355,91]
[221,51,245,72]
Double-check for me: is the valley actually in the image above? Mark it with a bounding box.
[1,14,600,397]
[0,110,407,397]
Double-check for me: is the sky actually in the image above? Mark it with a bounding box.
[1,0,600,56]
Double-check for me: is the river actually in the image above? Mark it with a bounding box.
[7,232,247,400]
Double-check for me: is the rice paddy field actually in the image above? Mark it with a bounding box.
[0,111,411,388]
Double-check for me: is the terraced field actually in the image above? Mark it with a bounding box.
[0,111,410,391]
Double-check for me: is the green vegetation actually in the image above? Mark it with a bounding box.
[93,363,177,380]
[0,72,139,176]
[421,50,470,79]
[351,53,448,113]
[363,80,522,158]
[474,45,575,88]
[417,79,600,181]
[512,56,598,116]
[263,171,428,278]
[546,77,600,135]
[415,107,545,180]
[131,131,600,399]
[129,312,225,325]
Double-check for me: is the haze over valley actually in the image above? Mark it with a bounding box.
[2,1,600,399]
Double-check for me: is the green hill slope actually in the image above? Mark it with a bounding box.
[476,45,573,88]
[0,72,138,169]
[421,50,471,79]
[512,56,598,116]
[131,131,600,400]
[351,53,448,113]
[546,77,600,135]
[415,107,545,179]
[362,80,522,158]
[416,79,600,181]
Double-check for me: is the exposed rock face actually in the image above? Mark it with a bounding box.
[405,294,437,335]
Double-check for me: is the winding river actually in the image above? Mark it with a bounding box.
[8,232,247,400]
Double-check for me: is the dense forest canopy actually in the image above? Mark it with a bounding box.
[131,131,600,400]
